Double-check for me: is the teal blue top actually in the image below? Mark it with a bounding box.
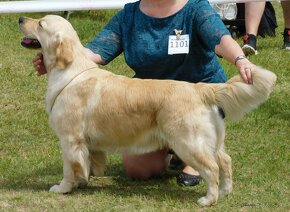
[86,0,230,83]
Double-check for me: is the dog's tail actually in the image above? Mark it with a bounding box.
[199,67,277,122]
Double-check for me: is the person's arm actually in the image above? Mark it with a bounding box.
[85,10,123,65]
[195,2,253,84]
[215,35,254,84]
[83,48,106,65]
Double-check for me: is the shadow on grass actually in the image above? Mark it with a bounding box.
[0,164,63,191]
[73,170,203,203]
[0,163,204,204]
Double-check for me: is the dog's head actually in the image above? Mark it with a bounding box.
[19,15,79,70]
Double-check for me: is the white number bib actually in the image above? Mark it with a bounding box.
[168,34,189,55]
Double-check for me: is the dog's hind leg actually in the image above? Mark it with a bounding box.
[213,112,233,197]
[89,151,106,177]
[49,138,90,193]
[216,149,232,197]
[171,138,219,207]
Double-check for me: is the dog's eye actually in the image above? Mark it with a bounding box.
[38,21,43,28]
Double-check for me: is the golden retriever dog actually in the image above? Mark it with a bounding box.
[19,15,276,206]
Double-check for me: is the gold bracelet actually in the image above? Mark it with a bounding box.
[234,55,247,65]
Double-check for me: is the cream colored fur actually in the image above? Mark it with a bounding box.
[19,15,277,206]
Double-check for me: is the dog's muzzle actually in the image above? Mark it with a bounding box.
[19,16,42,49]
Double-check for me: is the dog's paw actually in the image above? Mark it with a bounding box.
[49,183,72,194]
[197,196,215,207]
[49,185,65,193]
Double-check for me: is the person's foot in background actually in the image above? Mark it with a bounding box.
[242,34,258,55]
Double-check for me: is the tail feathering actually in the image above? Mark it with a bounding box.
[212,67,277,122]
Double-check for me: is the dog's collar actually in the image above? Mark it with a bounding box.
[49,66,97,112]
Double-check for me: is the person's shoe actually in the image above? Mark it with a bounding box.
[242,34,258,56]
[176,172,202,186]
[283,28,290,50]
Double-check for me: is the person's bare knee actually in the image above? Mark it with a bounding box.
[122,149,168,179]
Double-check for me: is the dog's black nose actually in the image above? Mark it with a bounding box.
[18,16,24,25]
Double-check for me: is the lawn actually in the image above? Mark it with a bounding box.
[0,2,289,211]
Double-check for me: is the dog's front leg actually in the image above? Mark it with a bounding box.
[49,157,75,193]
[49,139,90,193]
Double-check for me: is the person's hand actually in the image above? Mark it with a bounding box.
[235,58,254,84]
[32,52,47,76]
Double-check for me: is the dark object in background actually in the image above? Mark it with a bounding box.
[223,2,277,38]
[64,11,73,19]
[258,2,278,37]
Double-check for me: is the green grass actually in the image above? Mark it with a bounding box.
[0,3,289,211]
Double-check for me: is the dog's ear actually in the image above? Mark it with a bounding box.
[55,33,73,70]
